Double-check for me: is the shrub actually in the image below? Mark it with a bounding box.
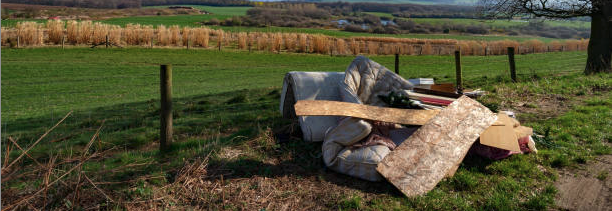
[207,18,220,25]
[344,24,368,33]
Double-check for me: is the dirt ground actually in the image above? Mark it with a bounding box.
[555,152,612,210]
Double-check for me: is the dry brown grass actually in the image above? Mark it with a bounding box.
[1,27,11,46]
[169,25,180,46]
[366,41,379,55]
[108,25,122,45]
[421,42,433,55]
[192,27,209,48]
[257,33,268,51]
[284,33,297,52]
[216,30,224,50]
[92,22,109,44]
[349,39,360,55]
[46,20,64,44]
[77,21,93,44]
[237,32,247,50]
[4,21,591,56]
[311,34,329,54]
[182,27,192,47]
[270,33,282,53]
[336,38,346,55]
[16,21,43,46]
[524,39,545,53]
[157,25,170,46]
[297,34,307,53]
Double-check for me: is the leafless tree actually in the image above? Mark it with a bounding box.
[478,0,611,74]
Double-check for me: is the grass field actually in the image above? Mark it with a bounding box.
[2,47,610,209]
[362,13,591,30]
[143,5,252,16]
[100,5,251,27]
[1,4,571,43]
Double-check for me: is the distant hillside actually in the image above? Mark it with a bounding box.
[297,0,477,5]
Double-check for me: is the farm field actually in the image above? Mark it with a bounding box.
[2,47,611,209]
[143,5,252,16]
[364,12,591,29]
[0,5,578,43]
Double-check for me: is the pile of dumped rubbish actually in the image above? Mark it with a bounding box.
[279,56,537,197]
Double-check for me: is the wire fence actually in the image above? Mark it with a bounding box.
[1,49,588,156]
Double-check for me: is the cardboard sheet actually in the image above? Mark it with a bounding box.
[479,113,521,152]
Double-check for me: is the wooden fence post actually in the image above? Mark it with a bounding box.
[62,35,65,49]
[160,65,173,152]
[508,47,517,82]
[105,35,109,48]
[454,50,463,94]
[17,36,20,48]
[395,54,400,74]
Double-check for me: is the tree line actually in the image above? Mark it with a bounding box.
[2,0,250,9]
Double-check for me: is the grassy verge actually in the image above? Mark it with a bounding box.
[1,47,610,209]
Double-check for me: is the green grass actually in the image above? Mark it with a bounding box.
[143,5,251,16]
[99,5,252,27]
[1,48,586,122]
[2,47,610,209]
[407,18,590,29]
[363,12,590,29]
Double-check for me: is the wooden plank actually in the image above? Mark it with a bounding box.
[294,100,440,126]
[376,96,497,197]
[479,113,520,152]
[295,100,503,126]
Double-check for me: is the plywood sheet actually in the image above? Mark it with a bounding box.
[479,113,521,152]
[294,100,440,125]
[376,96,497,197]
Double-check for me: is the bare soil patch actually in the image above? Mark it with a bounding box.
[555,153,612,210]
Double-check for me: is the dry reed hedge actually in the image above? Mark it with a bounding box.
[4,21,589,56]
[237,32,247,50]
[182,27,192,46]
[349,39,359,55]
[336,38,346,55]
[192,27,210,47]
[46,20,64,44]
[92,22,109,44]
[16,22,44,46]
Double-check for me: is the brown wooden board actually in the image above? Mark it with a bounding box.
[376,96,497,197]
[294,100,440,126]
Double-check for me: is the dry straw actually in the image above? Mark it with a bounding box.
[192,27,210,47]
[297,34,307,53]
[237,32,247,50]
[182,27,192,47]
[336,38,346,55]
[92,22,109,44]
[16,22,44,46]
[349,39,360,55]
[46,20,64,44]
[3,21,590,56]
